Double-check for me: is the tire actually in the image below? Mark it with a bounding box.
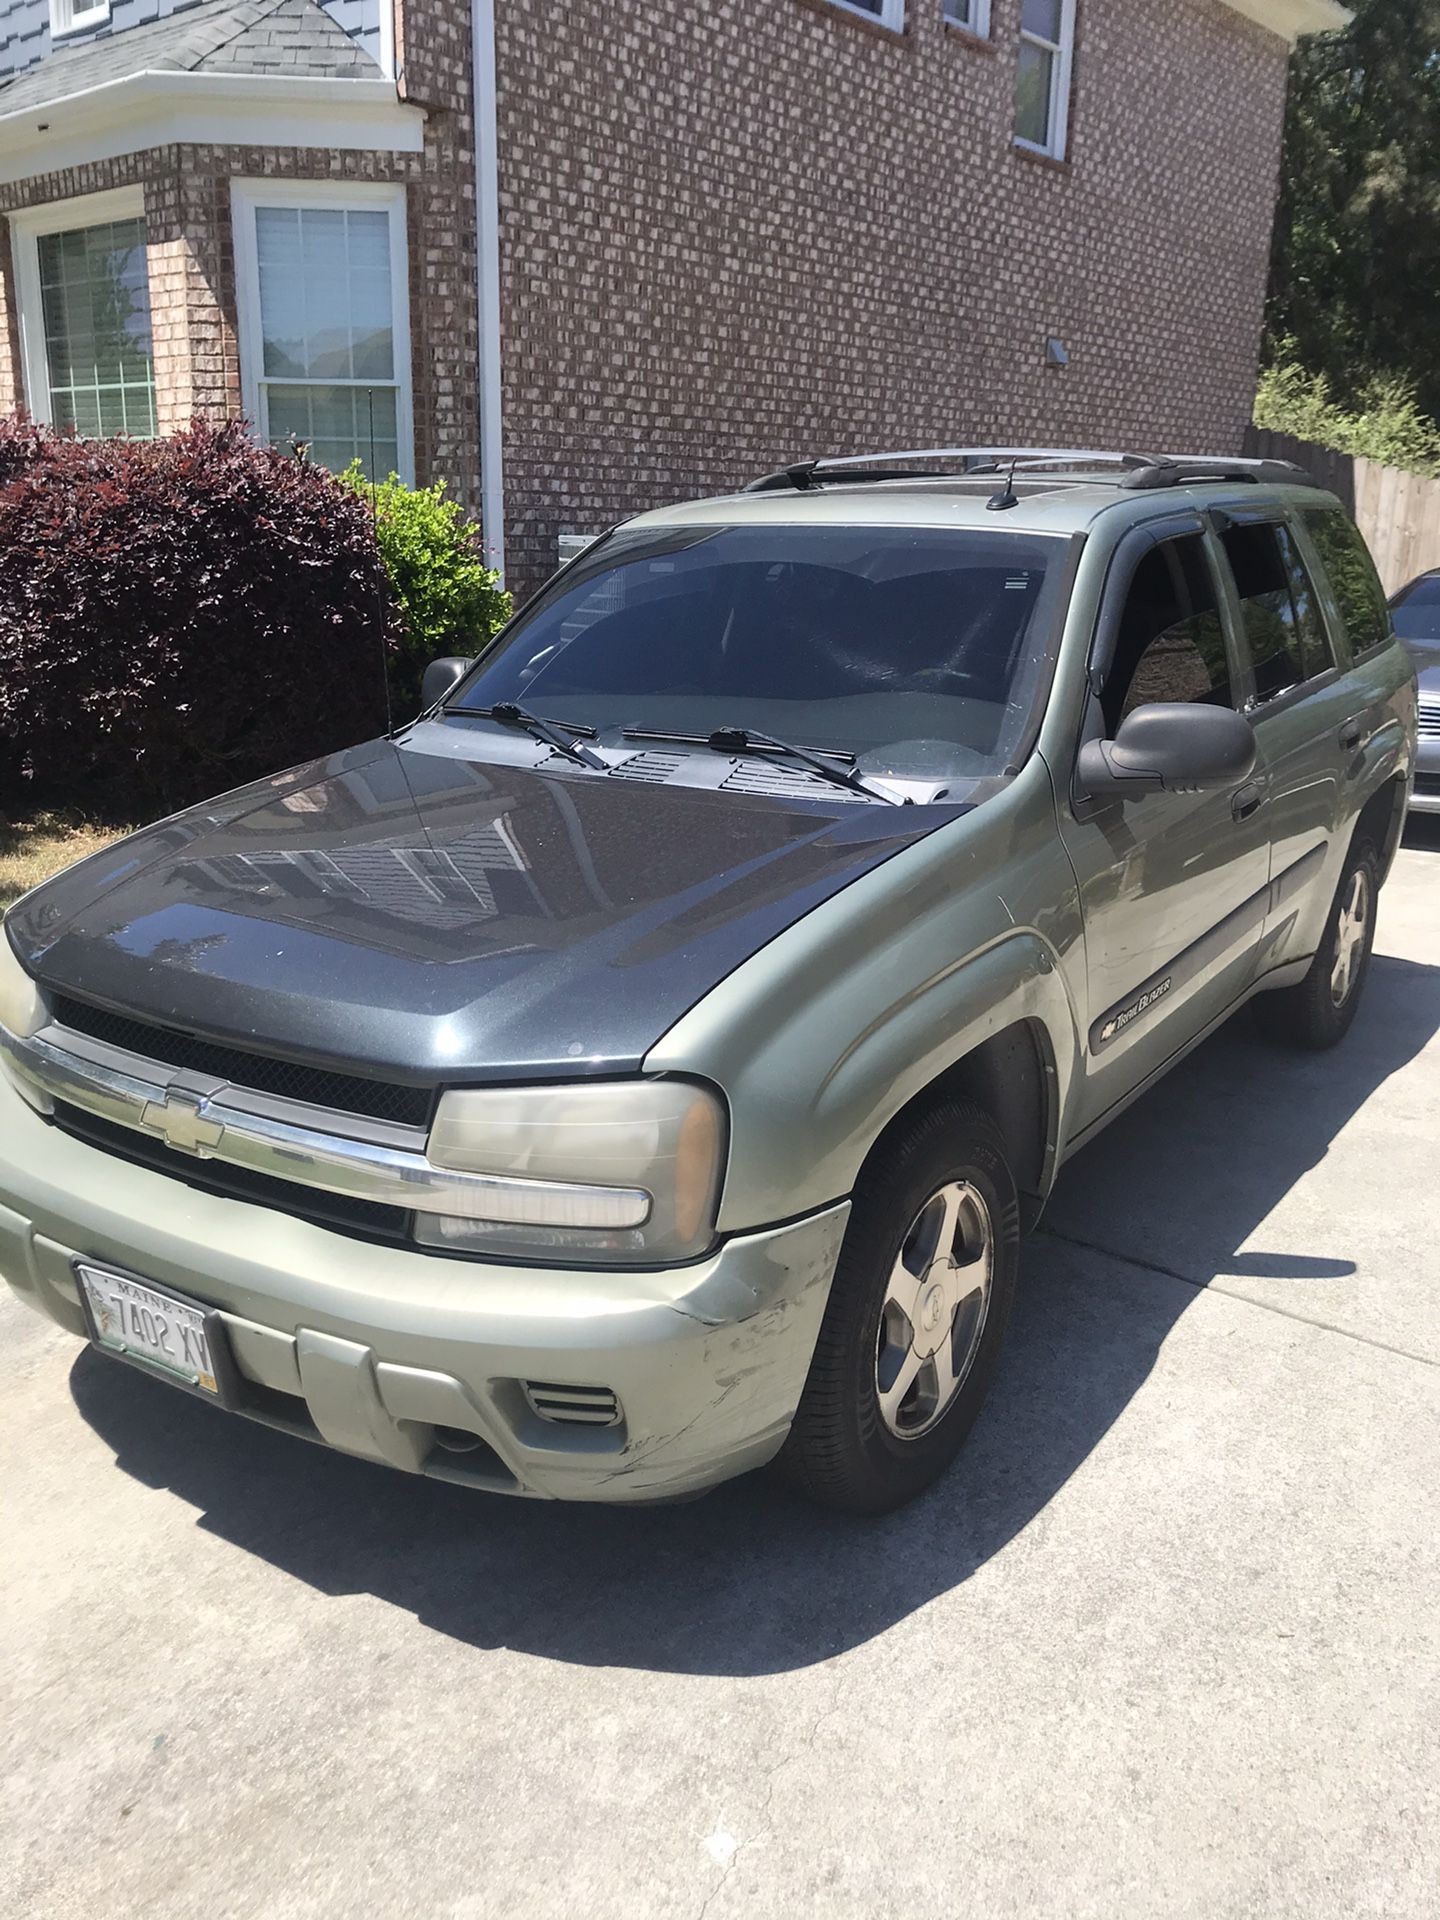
[777,1098,1020,1516]
[1263,835,1379,1050]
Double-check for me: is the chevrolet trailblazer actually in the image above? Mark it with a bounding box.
[0,448,1418,1513]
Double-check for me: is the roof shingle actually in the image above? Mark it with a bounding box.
[0,0,380,114]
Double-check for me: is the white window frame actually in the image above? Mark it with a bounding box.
[7,185,152,428]
[942,0,991,35]
[1014,0,1076,161]
[827,0,906,31]
[230,178,414,485]
[49,0,111,38]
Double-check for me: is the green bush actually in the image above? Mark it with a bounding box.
[1255,355,1440,478]
[339,466,511,708]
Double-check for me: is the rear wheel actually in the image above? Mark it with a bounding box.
[1263,836,1379,1050]
[778,1098,1019,1515]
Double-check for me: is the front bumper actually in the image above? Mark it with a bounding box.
[0,1073,847,1502]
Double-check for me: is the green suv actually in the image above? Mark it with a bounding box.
[0,449,1418,1514]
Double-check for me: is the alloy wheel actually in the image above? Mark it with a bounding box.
[1330,866,1371,1008]
[875,1180,994,1440]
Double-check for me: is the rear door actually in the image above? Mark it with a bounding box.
[1209,512,1356,968]
[1054,519,1272,1134]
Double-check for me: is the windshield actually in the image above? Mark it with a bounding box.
[1392,574,1440,642]
[448,524,1069,783]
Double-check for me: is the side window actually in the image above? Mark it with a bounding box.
[1217,522,1307,706]
[1102,535,1233,735]
[1277,522,1334,681]
[1301,508,1391,658]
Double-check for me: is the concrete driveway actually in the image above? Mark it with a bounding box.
[4,822,1439,1920]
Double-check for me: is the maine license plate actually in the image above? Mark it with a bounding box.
[76,1261,221,1396]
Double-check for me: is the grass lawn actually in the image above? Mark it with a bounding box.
[0,813,129,915]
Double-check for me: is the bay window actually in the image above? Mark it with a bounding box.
[9,186,156,437]
[231,180,413,482]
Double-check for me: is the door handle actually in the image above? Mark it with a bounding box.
[1339,719,1365,753]
[1232,781,1264,822]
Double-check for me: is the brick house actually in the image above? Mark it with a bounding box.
[0,0,1346,599]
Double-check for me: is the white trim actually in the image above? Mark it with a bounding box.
[470,0,505,581]
[7,184,148,425]
[942,0,991,35]
[826,0,906,31]
[1218,0,1350,39]
[0,72,424,187]
[49,0,111,39]
[1013,0,1075,161]
[230,178,415,485]
[376,0,396,80]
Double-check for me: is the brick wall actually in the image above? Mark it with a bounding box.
[492,0,1292,597]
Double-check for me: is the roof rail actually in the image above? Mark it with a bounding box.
[743,447,1324,494]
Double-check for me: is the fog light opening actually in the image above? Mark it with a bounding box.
[431,1424,486,1454]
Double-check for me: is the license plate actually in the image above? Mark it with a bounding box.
[76,1260,225,1397]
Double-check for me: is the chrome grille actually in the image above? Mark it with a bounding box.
[1418,695,1440,740]
[51,994,433,1127]
[51,1102,412,1242]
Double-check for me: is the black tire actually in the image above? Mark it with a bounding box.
[1263,835,1379,1050]
[777,1097,1020,1516]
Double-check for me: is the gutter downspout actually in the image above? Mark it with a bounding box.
[470,0,506,582]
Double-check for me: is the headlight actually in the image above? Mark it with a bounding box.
[0,931,47,1040]
[416,1078,727,1264]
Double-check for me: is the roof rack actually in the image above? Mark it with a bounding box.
[743,447,1323,495]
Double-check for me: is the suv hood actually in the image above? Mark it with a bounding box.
[8,733,952,1083]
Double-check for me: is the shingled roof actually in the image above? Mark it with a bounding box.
[0,0,380,114]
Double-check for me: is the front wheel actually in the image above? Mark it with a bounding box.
[777,1099,1020,1515]
[1263,836,1379,1050]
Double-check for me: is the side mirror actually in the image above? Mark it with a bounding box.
[1077,702,1256,800]
[421,656,475,710]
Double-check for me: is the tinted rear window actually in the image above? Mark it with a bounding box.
[451,524,1069,783]
[1301,509,1391,656]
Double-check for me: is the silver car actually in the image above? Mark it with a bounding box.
[1389,568,1440,812]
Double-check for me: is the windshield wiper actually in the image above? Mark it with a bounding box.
[622,725,906,805]
[465,702,608,771]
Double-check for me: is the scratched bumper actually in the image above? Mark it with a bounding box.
[0,1071,847,1502]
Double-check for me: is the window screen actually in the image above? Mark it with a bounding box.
[1301,509,1391,657]
[36,217,155,437]
[252,205,400,477]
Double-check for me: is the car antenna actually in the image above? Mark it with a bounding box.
[366,388,395,736]
[987,453,1021,512]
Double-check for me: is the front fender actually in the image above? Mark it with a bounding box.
[646,764,1084,1233]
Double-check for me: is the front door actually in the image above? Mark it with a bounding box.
[1053,526,1272,1134]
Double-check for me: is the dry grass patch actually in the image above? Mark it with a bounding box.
[0,812,129,915]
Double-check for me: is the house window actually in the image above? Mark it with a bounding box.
[1015,0,1076,159]
[827,0,906,30]
[943,0,991,34]
[48,0,111,38]
[9,187,156,436]
[231,181,413,482]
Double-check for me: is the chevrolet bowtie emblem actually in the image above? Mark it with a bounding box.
[139,1087,225,1157]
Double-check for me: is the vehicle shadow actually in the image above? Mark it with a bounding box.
[70,943,1440,1680]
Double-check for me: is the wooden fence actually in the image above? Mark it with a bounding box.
[1243,426,1440,594]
